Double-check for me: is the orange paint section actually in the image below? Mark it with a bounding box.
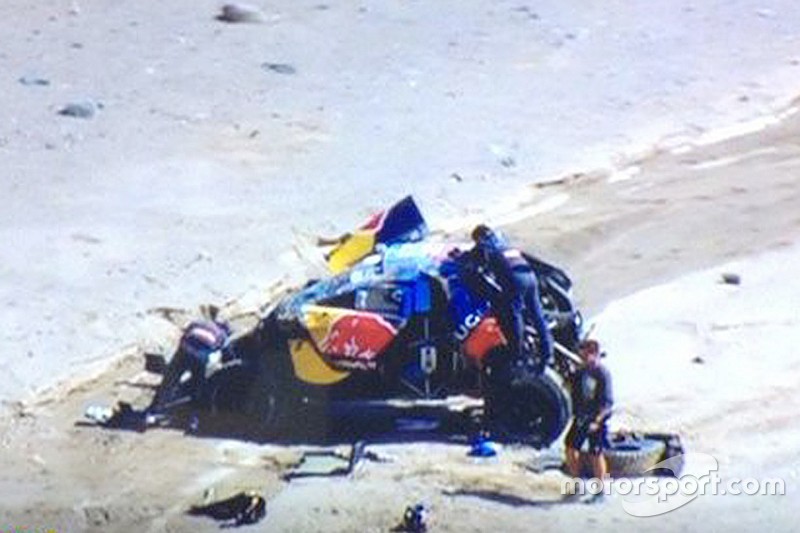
[463,317,507,365]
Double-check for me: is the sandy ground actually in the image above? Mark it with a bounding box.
[2,106,799,531]
[3,0,800,531]
[5,0,800,403]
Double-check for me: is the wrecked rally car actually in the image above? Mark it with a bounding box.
[136,196,585,447]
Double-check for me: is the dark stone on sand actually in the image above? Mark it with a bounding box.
[58,100,101,119]
[18,75,50,87]
[499,156,516,168]
[262,62,296,75]
[720,272,741,285]
[217,3,266,23]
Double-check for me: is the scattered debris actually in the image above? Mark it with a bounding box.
[83,505,112,527]
[284,441,366,479]
[187,491,266,527]
[393,503,430,533]
[84,401,147,431]
[363,448,394,463]
[468,433,499,457]
[720,272,741,285]
[85,404,115,424]
[58,100,101,119]
[217,3,266,23]
[499,156,516,168]
[262,62,297,75]
[18,75,50,87]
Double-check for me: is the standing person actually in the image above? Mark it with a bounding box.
[565,339,614,502]
[469,224,554,372]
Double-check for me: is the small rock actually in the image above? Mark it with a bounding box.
[19,75,50,87]
[262,62,296,75]
[84,506,112,527]
[499,156,516,168]
[217,3,266,23]
[692,356,705,365]
[58,100,101,119]
[720,272,741,285]
[450,172,463,182]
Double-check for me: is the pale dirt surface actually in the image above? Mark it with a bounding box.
[1,106,799,531]
[3,0,800,531]
[5,0,800,403]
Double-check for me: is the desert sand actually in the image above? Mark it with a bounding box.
[2,1,800,531]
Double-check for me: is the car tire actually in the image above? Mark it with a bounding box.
[484,354,572,448]
[605,437,667,477]
[643,432,685,477]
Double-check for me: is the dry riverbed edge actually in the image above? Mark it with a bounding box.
[2,99,800,531]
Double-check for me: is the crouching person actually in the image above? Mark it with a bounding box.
[565,339,613,502]
[148,313,231,414]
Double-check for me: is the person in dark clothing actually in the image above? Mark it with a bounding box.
[148,315,232,414]
[565,339,614,499]
[469,224,554,371]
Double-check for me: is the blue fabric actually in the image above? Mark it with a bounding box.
[469,436,499,457]
[377,196,428,245]
[413,277,432,314]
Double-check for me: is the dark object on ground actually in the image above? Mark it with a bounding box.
[393,503,429,533]
[58,100,100,119]
[262,62,297,75]
[605,436,665,477]
[468,433,498,457]
[84,401,147,431]
[217,3,265,23]
[187,491,266,527]
[692,355,705,364]
[575,432,684,478]
[144,352,168,374]
[604,432,685,477]
[284,441,366,479]
[18,76,50,86]
[640,432,686,477]
[721,272,741,285]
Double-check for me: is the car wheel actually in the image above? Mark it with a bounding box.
[484,353,571,448]
[605,436,667,477]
